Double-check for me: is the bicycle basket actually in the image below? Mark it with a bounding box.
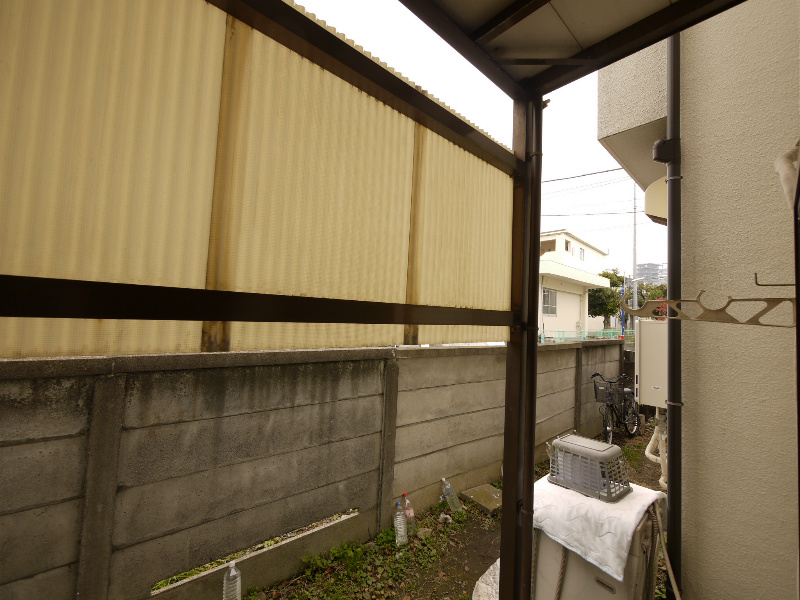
[594,379,626,407]
[548,434,631,502]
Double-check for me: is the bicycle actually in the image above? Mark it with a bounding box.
[591,372,639,443]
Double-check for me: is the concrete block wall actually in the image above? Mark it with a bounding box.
[393,341,623,508]
[0,340,622,599]
[0,376,92,599]
[393,347,506,514]
[110,360,388,600]
[0,350,392,600]
[534,345,579,463]
[578,340,625,437]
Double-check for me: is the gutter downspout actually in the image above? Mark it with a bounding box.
[666,33,683,599]
[654,33,682,599]
[794,132,800,600]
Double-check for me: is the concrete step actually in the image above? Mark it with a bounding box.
[460,483,502,516]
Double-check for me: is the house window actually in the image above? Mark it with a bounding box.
[565,240,571,252]
[542,288,557,316]
[579,248,585,260]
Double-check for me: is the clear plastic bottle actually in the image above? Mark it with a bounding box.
[394,501,408,546]
[441,478,463,512]
[403,492,417,534]
[222,560,241,600]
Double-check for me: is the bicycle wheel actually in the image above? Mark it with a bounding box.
[604,404,614,444]
[623,395,640,436]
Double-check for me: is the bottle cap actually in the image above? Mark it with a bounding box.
[403,492,408,497]
[229,560,235,568]
[396,501,401,506]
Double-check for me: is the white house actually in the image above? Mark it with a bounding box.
[538,230,610,339]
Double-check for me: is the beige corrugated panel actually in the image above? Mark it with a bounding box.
[0,0,227,357]
[413,129,513,344]
[212,20,414,351]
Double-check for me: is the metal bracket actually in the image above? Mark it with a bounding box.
[653,138,680,164]
[754,273,794,287]
[622,291,796,328]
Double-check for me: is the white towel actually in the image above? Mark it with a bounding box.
[533,476,665,581]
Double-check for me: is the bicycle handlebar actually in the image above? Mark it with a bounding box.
[591,372,632,383]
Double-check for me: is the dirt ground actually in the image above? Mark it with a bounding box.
[406,511,501,600]
[405,418,664,599]
[621,416,665,491]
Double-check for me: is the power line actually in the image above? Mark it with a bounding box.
[542,167,624,183]
[543,196,635,212]
[542,210,645,216]
[572,220,657,234]
[543,176,631,198]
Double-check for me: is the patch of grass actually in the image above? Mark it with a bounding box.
[244,499,496,599]
[622,443,643,468]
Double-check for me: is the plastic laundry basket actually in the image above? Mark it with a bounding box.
[548,434,631,502]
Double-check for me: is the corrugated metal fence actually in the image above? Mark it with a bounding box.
[0,0,513,357]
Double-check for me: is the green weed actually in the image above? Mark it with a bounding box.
[622,444,643,468]
[244,499,497,600]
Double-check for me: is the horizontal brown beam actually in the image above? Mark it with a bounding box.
[523,0,748,94]
[0,275,516,327]
[207,0,522,176]
[396,0,528,101]
[472,0,551,45]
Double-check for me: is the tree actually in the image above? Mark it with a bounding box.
[589,268,624,328]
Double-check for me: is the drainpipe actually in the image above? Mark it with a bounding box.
[794,121,800,600]
[653,33,682,599]
[665,33,683,598]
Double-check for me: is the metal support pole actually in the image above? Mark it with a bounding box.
[499,93,541,600]
[666,32,682,599]
[520,94,544,600]
[793,145,800,600]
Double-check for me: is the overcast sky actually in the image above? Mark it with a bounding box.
[295,0,668,275]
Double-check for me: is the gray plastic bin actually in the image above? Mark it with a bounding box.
[548,434,631,502]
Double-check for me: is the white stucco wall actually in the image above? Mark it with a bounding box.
[541,232,607,274]
[539,277,587,333]
[597,42,668,189]
[598,1,799,596]
[678,1,798,597]
[586,314,605,330]
[597,40,667,140]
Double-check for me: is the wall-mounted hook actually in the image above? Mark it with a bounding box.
[754,273,794,287]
